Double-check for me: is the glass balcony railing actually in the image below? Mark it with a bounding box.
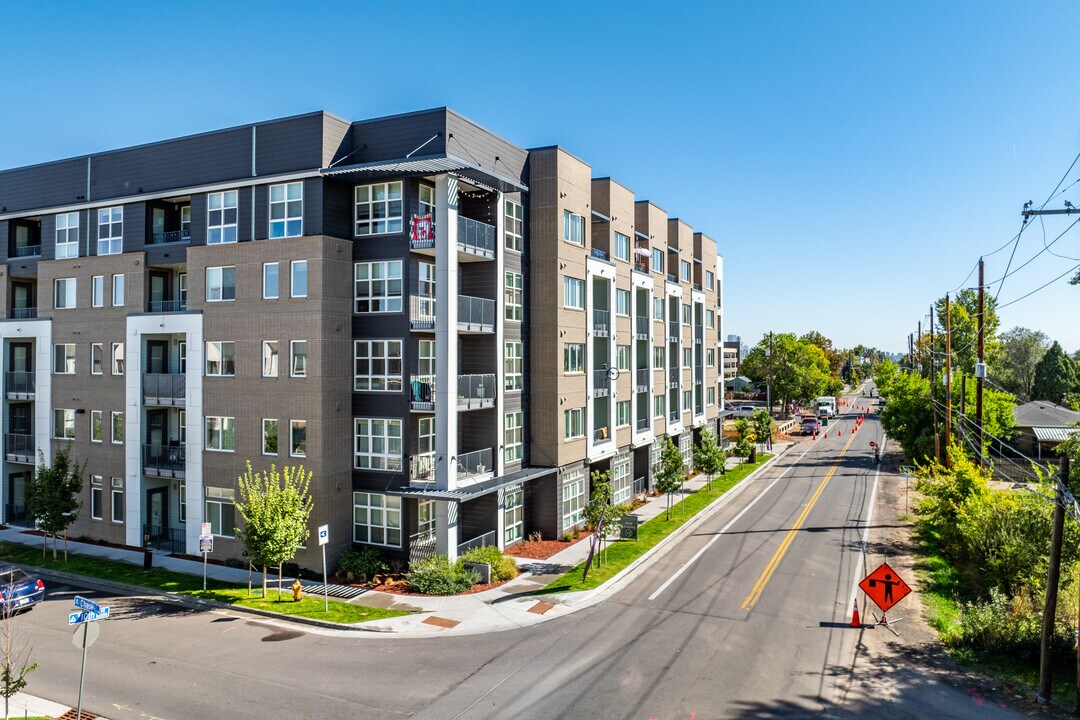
[636,417,650,432]
[635,368,650,390]
[593,309,609,336]
[143,373,186,406]
[635,316,649,337]
[5,371,35,398]
[456,448,492,476]
[458,295,495,332]
[9,307,36,320]
[148,230,191,245]
[11,245,41,258]
[457,216,496,258]
[458,374,496,410]
[147,299,187,313]
[143,443,186,478]
[4,434,35,463]
[592,369,611,397]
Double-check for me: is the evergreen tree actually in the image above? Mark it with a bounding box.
[1031,341,1077,404]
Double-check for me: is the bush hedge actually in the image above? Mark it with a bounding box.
[336,547,387,582]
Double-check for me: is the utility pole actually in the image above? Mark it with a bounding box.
[765,332,773,417]
[930,305,939,462]
[1039,455,1069,703]
[907,334,913,373]
[944,293,952,468]
[975,258,985,466]
[917,321,922,376]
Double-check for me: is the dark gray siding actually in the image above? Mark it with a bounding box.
[347,109,448,165]
[447,110,528,187]
[459,495,497,544]
[322,179,354,240]
[525,474,558,540]
[0,158,86,214]
[253,113,326,176]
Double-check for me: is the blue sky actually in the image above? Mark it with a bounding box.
[2,1,1078,353]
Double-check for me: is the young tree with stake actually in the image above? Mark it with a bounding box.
[26,446,84,560]
[654,438,685,521]
[694,428,726,491]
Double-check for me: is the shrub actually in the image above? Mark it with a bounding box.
[954,487,1051,595]
[952,588,1074,663]
[336,547,387,582]
[223,557,247,569]
[460,545,519,582]
[407,554,478,595]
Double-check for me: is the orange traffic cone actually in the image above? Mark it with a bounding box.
[851,598,861,627]
[813,432,818,441]
[838,428,843,436]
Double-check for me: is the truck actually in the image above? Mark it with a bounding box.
[816,396,837,418]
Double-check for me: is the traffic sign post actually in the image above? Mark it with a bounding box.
[200,529,214,591]
[69,597,109,720]
[858,562,911,636]
[318,524,329,612]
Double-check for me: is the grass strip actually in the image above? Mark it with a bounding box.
[0,541,410,624]
[538,454,773,594]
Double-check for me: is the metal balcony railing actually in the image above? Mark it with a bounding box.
[458,295,495,332]
[143,443,186,478]
[9,307,36,320]
[457,216,496,258]
[147,299,187,313]
[636,417,650,432]
[148,230,191,245]
[590,247,609,261]
[410,375,436,412]
[635,368,650,391]
[667,274,678,283]
[669,409,680,422]
[5,371,35,398]
[412,453,436,484]
[457,530,497,556]
[410,294,436,330]
[11,245,41,258]
[457,374,496,410]
[593,427,611,442]
[592,369,610,397]
[143,373,186,406]
[635,316,649,338]
[634,261,649,274]
[592,309,609,336]
[456,448,492,476]
[4,434,35,463]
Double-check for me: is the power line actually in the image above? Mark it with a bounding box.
[984,216,1080,286]
[998,262,1080,309]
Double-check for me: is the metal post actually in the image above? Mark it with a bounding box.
[76,623,88,720]
[944,293,952,468]
[1038,456,1067,703]
[930,305,939,462]
[322,543,328,613]
[203,551,208,592]
[976,258,985,466]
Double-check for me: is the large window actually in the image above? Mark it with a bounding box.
[205,416,236,452]
[706,270,715,290]
[564,343,585,373]
[563,407,584,440]
[97,207,123,255]
[654,394,665,418]
[53,408,75,439]
[653,297,664,321]
[561,469,586,528]
[352,492,401,547]
[706,309,714,328]
[111,478,124,524]
[419,184,435,216]
[55,212,79,259]
[207,191,238,244]
[111,411,124,444]
[654,346,665,368]
[53,344,75,374]
[290,420,306,458]
[563,276,584,309]
[417,498,435,539]
[504,200,523,252]
[353,340,402,391]
[262,418,278,455]
[652,248,664,275]
[91,476,103,520]
[262,341,279,377]
[111,343,125,375]
[417,417,435,482]
[563,210,584,245]
[504,271,523,321]
[206,266,236,302]
[505,411,523,463]
[290,340,307,377]
[354,418,402,471]
[612,453,632,505]
[354,182,403,236]
[505,342,523,391]
[614,232,630,262]
[263,263,279,299]
[504,484,523,545]
[291,260,308,298]
[205,487,236,537]
[54,278,76,309]
[112,273,125,307]
[354,261,403,313]
[205,342,235,376]
[270,182,303,238]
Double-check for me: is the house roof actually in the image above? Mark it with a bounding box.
[1013,401,1080,428]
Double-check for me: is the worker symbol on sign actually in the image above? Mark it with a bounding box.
[870,572,900,603]
[858,561,910,614]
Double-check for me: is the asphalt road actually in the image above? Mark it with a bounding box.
[15,400,1027,720]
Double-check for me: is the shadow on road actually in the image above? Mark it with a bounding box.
[103,595,206,621]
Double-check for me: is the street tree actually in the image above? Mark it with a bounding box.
[26,446,84,560]
[693,428,726,491]
[874,363,936,462]
[751,410,774,452]
[581,469,627,566]
[654,438,685,521]
[801,330,845,378]
[0,580,38,720]
[935,289,1001,377]
[235,462,314,598]
[741,333,832,411]
[995,327,1049,401]
[1031,341,1077,404]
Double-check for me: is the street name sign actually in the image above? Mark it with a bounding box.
[68,607,110,625]
[73,596,101,614]
[858,562,911,613]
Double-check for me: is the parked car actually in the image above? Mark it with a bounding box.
[800,416,822,435]
[731,404,762,418]
[0,566,45,613]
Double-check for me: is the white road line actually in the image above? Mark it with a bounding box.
[849,443,883,607]
[647,442,815,602]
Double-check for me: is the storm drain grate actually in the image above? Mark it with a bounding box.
[57,710,97,720]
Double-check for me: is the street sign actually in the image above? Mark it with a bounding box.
[619,514,639,541]
[201,522,212,537]
[898,465,915,477]
[318,524,329,546]
[858,562,911,613]
[199,536,213,554]
[868,441,877,448]
[73,596,101,614]
[68,607,110,625]
[72,622,100,649]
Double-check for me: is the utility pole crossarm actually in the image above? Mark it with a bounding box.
[1022,207,1079,218]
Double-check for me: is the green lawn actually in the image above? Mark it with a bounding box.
[538,455,773,594]
[0,541,410,625]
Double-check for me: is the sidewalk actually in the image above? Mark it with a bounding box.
[3,689,112,720]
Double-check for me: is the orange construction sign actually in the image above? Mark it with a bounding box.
[858,562,910,613]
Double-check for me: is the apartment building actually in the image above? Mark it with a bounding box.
[0,108,723,569]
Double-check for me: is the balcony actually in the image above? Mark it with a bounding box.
[410,295,436,330]
[143,373,186,406]
[4,434,35,464]
[147,300,187,313]
[634,316,649,338]
[593,427,612,443]
[9,307,36,320]
[409,375,436,412]
[635,368,650,392]
[669,409,679,422]
[458,295,495,333]
[457,374,496,410]
[143,443,186,478]
[412,453,436,484]
[457,216,496,259]
[148,230,191,245]
[667,274,678,284]
[636,417,650,432]
[590,247,609,261]
[11,245,41,258]
[591,368,611,397]
[634,261,649,274]
[456,448,492,477]
[5,371,35,399]
[593,309,610,337]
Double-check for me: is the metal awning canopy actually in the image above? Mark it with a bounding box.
[388,465,557,502]
[1033,426,1078,443]
[321,153,527,193]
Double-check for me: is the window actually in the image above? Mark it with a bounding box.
[354,418,402,471]
[419,184,435,216]
[654,346,665,368]
[504,272,523,321]
[207,191,238,244]
[92,275,104,308]
[654,395,665,418]
[205,416,236,452]
[97,207,123,255]
[290,420,306,457]
[55,212,79,259]
[111,478,124,523]
[653,297,664,320]
[206,266,236,302]
[614,232,630,262]
[683,390,691,411]
[417,498,436,539]
[112,274,125,307]
[617,345,631,371]
[205,342,235,376]
[262,419,278,455]
[53,408,75,439]
[612,454,632,505]
[616,289,631,317]
[90,411,102,442]
[706,348,715,367]
[680,432,693,469]
[564,343,585,373]
[181,206,191,237]
[290,260,307,298]
[262,341,278,377]
[91,344,102,375]
[290,341,307,377]
[417,417,435,482]
[111,411,124,444]
[563,276,584,309]
[111,343,125,375]
[263,263,279,299]
[561,470,586,527]
[563,407,584,439]
[706,309,714,328]
[652,248,664,275]
[90,476,103,520]
[205,487,236,537]
[53,344,75,374]
[563,210,585,245]
[353,340,402,391]
[504,200,523,252]
[354,261,403,313]
[706,270,715,290]
[354,182,403,236]
[505,342,523,391]
[54,278,76,309]
[680,260,691,282]
[707,386,716,406]
[352,492,401,547]
[505,411,523,463]
[179,481,187,523]
[504,484,523,545]
[683,347,692,367]
[617,400,631,427]
[682,304,691,325]
[270,182,303,238]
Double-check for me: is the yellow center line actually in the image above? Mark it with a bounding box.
[741,427,858,611]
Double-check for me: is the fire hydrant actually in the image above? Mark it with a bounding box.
[291,578,303,602]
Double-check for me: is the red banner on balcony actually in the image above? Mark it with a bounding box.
[411,213,435,242]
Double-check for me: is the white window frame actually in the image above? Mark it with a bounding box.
[111,411,124,445]
[91,275,104,308]
[561,470,586,528]
[112,273,125,307]
[205,487,236,537]
[354,260,403,313]
[97,206,123,255]
[179,481,187,523]
[651,248,664,275]
[53,344,75,374]
[419,184,435,216]
[54,278,76,310]
[270,182,304,238]
[504,200,523,252]
[354,182,403,236]
[111,342,125,375]
[616,288,631,317]
[653,297,664,321]
[563,407,584,440]
[263,263,279,299]
[53,408,75,440]
[680,260,691,282]
[563,210,584,246]
[55,212,79,259]
[504,411,523,463]
[707,386,716,406]
[262,341,278,377]
[205,266,236,302]
[504,271,523,321]
[90,410,103,443]
[613,232,630,262]
[617,345,631,372]
[90,343,103,375]
[262,418,278,455]
[205,341,235,377]
[505,342,523,391]
[290,420,306,458]
[207,190,238,244]
[111,477,124,524]
[654,346,665,368]
[706,309,714,329]
[205,416,236,452]
[90,476,103,520]
[563,276,584,309]
[706,270,715,290]
[352,492,402,547]
[654,394,665,419]
[504,484,523,544]
[418,497,436,539]
[290,340,307,378]
[616,400,631,427]
[353,339,403,392]
[353,418,403,471]
[290,260,308,298]
[564,343,585,374]
[612,453,632,505]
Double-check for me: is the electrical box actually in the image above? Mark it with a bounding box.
[974,362,987,378]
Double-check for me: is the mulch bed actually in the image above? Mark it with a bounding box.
[21,530,145,554]
[504,530,591,560]
[168,552,228,566]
